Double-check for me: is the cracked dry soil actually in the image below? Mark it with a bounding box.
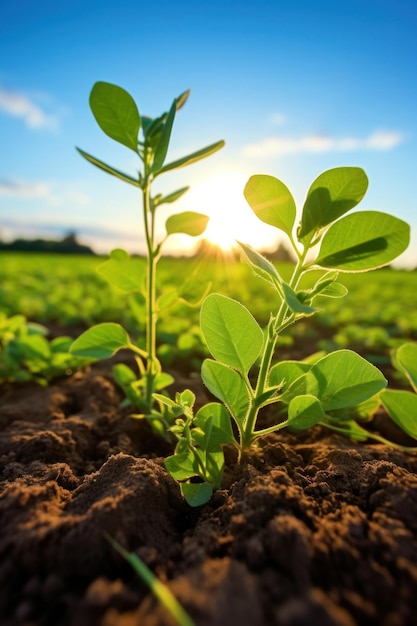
[1,359,417,626]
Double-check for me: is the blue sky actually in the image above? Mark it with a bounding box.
[1,0,416,266]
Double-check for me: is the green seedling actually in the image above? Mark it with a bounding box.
[379,342,417,445]
[0,312,89,384]
[106,534,195,626]
[158,167,412,505]
[70,82,224,423]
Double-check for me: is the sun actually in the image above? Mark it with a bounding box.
[185,171,277,252]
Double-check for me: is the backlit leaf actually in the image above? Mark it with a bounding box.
[298,167,368,240]
[244,174,296,237]
[166,212,209,237]
[201,294,263,374]
[89,82,140,152]
[315,211,410,272]
[70,323,131,359]
[380,389,417,439]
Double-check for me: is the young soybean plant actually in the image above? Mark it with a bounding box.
[70,82,224,426]
[157,167,412,506]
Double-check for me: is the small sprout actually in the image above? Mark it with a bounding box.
[70,81,224,425]
[165,167,412,505]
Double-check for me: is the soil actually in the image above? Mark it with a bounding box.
[1,355,417,626]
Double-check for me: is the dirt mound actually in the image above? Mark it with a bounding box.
[1,362,417,626]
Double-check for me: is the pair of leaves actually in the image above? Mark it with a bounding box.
[243,168,367,241]
[243,168,410,273]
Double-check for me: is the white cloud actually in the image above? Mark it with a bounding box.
[269,112,287,126]
[0,179,51,198]
[0,86,59,130]
[0,179,90,206]
[243,130,405,157]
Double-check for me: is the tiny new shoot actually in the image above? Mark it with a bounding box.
[105,534,196,626]
[70,82,224,426]
[159,167,412,505]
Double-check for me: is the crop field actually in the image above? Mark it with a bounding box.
[2,60,417,626]
[1,250,416,373]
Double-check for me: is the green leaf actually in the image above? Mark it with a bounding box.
[157,187,189,206]
[314,281,348,299]
[180,482,213,507]
[269,360,312,392]
[244,174,296,237]
[282,282,317,314]
[194,402,235,446]
[70,323,131,359]
[157,289,178,311]
[89,82,140,152]
[151,100,176,172]
[166,212,209,237]
[298,167,368,240]
[394,342,417,393]
[201,359,249,427]
[165,452,196,481]
[76,148,140,187]
[157,140,225,175]
[286,350,387,411]
[98,249,145,292]
[315,211,410,272]
[237,241,282,289]
[200,294,263,374]
[380,389,417,440]
[154,372,174,391]
[287,395,325,430]
[175,89,191,111]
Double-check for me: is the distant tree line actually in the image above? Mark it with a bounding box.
[0,232,95,255]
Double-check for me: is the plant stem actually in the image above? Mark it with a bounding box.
[142,178,159,408]
[241,247,309,449]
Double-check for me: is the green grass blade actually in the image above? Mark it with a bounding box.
[105,535,196,626]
